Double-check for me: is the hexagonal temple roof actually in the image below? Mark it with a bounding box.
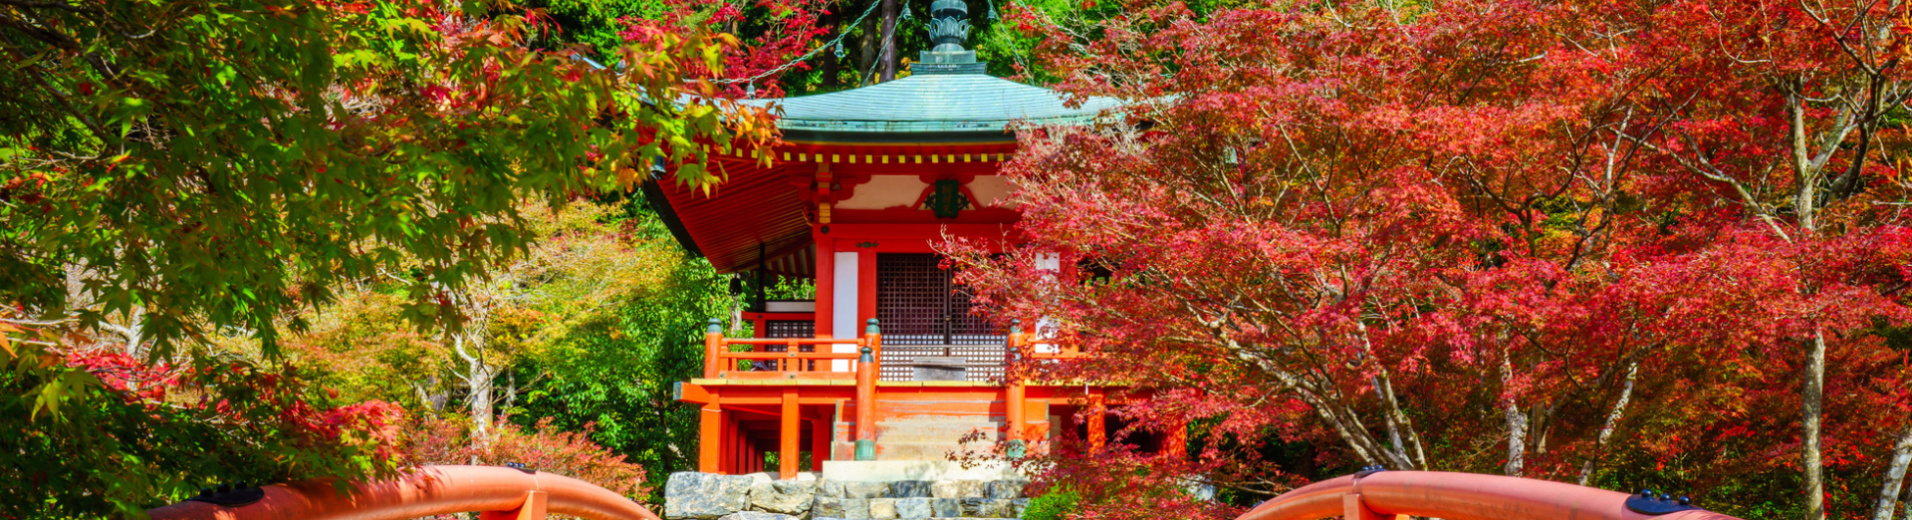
[757,72,1121,139]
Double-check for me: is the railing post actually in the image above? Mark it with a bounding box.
[866,318,882,378]
[1343,493,1397,520]
[855,343,877,461]
[1005,319,1027,459]
[478,490,548,520]
[703,318,723,379]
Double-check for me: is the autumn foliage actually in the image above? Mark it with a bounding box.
[949,0,1912,517]
[1,319,405,517]
[402,415,653,499]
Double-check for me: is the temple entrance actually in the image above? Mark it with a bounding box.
[874,253,1005,381]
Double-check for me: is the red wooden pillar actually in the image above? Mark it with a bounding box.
[780,388,801,479]
[815,230,835,338]
[1006,383,1026,441]
[1166,419,1188,460]
[857,249,877,328]
[1087,388,1106,451]
[811,416,830,471]
[740,439,751,474]
[720,412,736,474]
[698,402,723,473]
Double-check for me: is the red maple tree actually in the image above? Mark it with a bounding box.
[947,0,1912,517]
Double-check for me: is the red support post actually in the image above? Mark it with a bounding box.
[1166,419,1189,460]
[811,416,831,471]
[780,388,800,479]
[698,403,723,473]
[815,231,835,338]
[1087,388,1107,451]
[1006,383,1026,441]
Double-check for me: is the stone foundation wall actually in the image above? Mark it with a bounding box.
[665,472,1031,520]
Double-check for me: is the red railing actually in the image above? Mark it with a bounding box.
[146,465,657,520]
[701,320,882,380]
[1237,470,1741,520]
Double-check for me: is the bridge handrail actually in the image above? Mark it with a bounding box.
[146,465,658,520]
[1236,470,1741,520]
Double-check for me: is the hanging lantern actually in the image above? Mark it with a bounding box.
[835,40,847,58]
[988,0,1000,20]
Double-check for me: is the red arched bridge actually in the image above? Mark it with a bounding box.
[147,465,1743,520]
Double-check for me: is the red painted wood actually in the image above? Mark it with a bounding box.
[699,402,722,473]
[1087,390,1107,451]
[858,249,877,334]
[1235,471,1742,520]
[780,388,800,479]
[815,230,835,337]
[147,466,656,520]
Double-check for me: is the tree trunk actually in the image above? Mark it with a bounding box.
[1804,329,1828,520]
[122,306,144,357]
[1873,424,1912,520]
[1501,353,1527,477]
[454,331,498,447]
[820,8,840,89]
[1580,361,1639,485]
[879,0,897,81]
[467,351,495,443]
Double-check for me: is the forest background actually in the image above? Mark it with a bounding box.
[6,0,1912,519]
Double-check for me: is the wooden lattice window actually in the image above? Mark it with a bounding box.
[875,253,1006,382]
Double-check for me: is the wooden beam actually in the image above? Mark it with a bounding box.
[676,382,712,404]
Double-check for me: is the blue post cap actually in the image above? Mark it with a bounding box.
[866,318,880,335]
[860,346,873,362]
[707,318,722,334]
[1010,318,1022,335]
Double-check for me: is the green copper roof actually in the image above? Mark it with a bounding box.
[755,74,1120,135]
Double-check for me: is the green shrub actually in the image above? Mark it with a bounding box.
[1023,489,1082,520]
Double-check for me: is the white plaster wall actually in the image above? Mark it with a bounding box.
[833,251,860,371]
